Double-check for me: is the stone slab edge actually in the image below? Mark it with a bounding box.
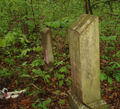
[68,90,107,109]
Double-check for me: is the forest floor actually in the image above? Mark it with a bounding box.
[0,21,120,109]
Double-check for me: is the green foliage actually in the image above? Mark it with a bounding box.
[46,18,75,29]
[99,71,107,82]
[0,31,30,48]
[19,74,30,78]
[0,32,17,47]
[21,48,31,56]
[46,21,61,28]
[59,80,64,87]
[105,104,110,109]
[100,62,120,84]
[4,58,14,66]
[100,36,117,42]
[65,77,72,86]
[33,46,43,52]
[107,77,113,85]
[112,51,120,58]
[32,69,50,83]
[30,58,44,67]
[32,98,51,109]
[0,68,13,78]
[101,55,108,60]
[58,99,65,105]
[59,66,68,74]
[108,62,120,70]
[99,72,113,85]
[19,35,30,45]
[55,90,61,93]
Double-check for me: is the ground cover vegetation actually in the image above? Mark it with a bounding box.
[0,0,120,108]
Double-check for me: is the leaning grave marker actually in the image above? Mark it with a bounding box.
[68,14,107,109]
[41,27,54,70]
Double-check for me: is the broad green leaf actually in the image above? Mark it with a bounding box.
[115,75,119,82]
[112,55,115,57]
[99,73,107,81]
[116,62,120,67]
[108,77,112,85]
[108,62,115,65]
[100,36,107,41]
[110,63,116,71]
[55,90,60,93]
[59,80,64,87]
[21,49,27,56]
[61,74,65,79]
[116,51,120,57]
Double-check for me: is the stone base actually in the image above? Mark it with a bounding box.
[68,90,107,109]
[43,63,50,71]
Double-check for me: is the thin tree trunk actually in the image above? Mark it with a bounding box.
[84,0,88,14]
[88,0,93,14]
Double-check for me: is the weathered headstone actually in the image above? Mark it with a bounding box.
[68,14,107,109]
[41,27,54,70]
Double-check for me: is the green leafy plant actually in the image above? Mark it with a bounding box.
[112,51,120,58]
[32,98,51,109]
[99,70,107,82]
[21,48,31,56]
[0,68,13,78]
[33,46,43,52]
[58,99,65,105]
[0,32,16,47]
[4,58,14,66]
[65,77,71,86]
[30,58,43,67]
[19,35,30,45]
[101,55,108,60]
[46,21,61,28]
[108,62,120,70]
[32,69,50,83]
[59,66,68,74]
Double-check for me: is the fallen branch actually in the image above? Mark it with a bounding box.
[31,83,41,91]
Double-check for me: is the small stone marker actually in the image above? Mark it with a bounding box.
[41,27,54,70]
[68,14,107,109]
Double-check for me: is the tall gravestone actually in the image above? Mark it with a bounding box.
[68,14,107,109]
[41,27,54,70]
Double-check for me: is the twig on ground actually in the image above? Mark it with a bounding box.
[31,83,41,91]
